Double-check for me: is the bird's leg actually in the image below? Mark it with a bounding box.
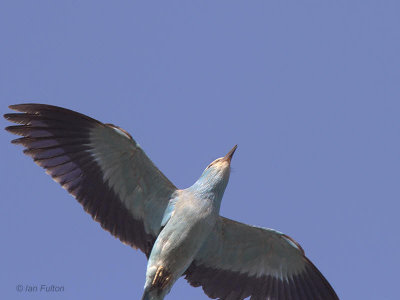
[152,266,171,289]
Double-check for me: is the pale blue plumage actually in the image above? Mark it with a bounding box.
[88,123,176,239]
[5,104,338,300]
[143,153,234,300]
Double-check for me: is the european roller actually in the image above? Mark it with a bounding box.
[5,104,339,300]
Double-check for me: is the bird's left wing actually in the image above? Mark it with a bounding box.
[184,217,338,300]
[5,104,177,257]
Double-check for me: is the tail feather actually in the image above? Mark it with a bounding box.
[141,288,163,300]
[141,289,150,300]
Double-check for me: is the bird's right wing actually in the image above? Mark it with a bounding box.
[5,104,177,257]
[185,217,338,300]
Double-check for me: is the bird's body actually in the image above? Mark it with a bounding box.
[5,104,339,300]
[144,190,217,300]
[144,155,233,300]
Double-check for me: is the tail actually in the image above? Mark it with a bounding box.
[141,289,150,300]
[141,288,163,300]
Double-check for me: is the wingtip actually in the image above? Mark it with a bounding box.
[4,125,14,134]
[7,103,43,112]
[10,137,24,145]
[8,104,28,111]
[4,104,23,120]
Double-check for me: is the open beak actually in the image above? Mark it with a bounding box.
[223,145,238,163]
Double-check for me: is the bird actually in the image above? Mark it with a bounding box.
[4,103,339,300]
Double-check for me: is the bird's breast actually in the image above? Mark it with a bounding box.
[151,193,217,264]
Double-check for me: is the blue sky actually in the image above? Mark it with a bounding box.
[1,1,399,299]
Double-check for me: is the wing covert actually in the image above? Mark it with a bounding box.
[185,217,338,300]
[5,103,177,257]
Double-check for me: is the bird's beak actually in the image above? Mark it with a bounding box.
[223,145,238,163]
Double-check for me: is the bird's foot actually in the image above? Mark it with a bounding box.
[152,266,171,289]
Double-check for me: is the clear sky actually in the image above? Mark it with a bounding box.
[1,1,399,299]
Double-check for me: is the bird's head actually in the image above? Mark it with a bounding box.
[193,145,237,197]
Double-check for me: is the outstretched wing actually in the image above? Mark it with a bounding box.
[185,217,338,300]
[4,104,177,257]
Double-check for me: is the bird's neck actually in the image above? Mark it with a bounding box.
[188,175,229,212]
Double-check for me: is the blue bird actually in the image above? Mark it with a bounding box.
[5,104,339,300]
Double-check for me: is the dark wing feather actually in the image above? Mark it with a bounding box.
[5,103,177,257]
[184,217,339,300]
